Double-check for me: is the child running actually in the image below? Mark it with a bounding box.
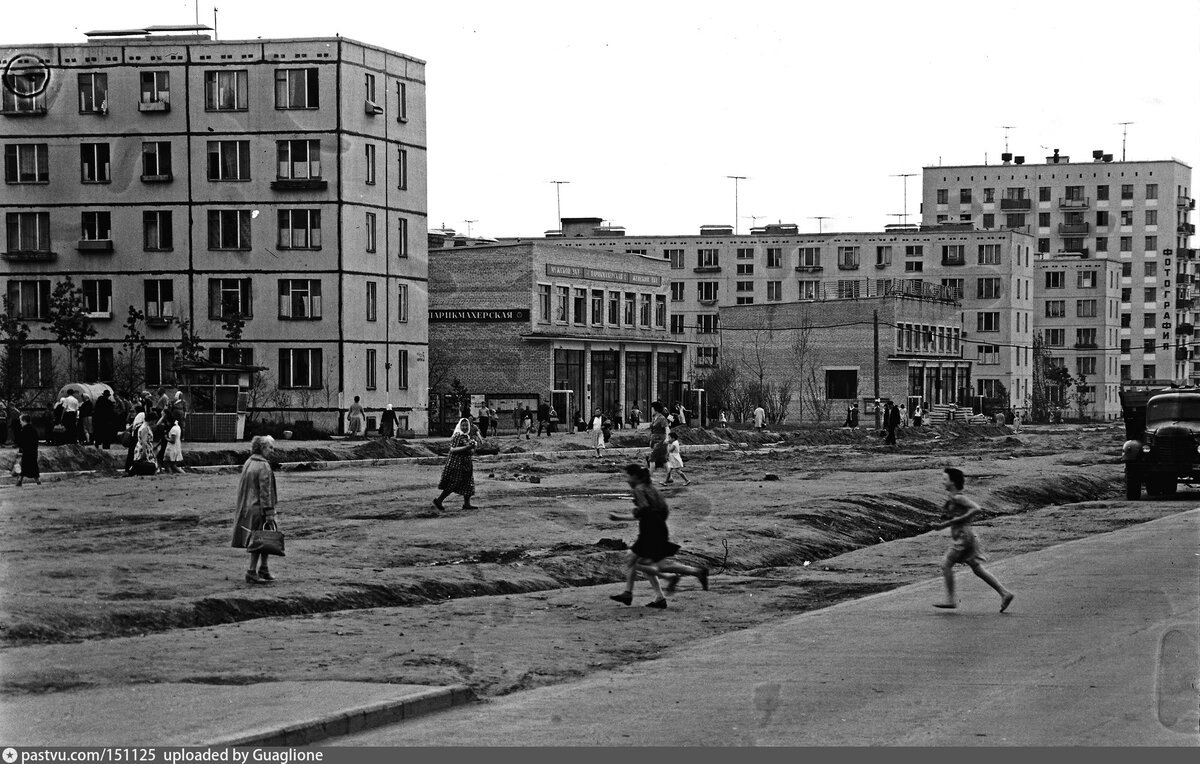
[933,467,1014,612]
[609,464,708,609]
[663,431,691,486]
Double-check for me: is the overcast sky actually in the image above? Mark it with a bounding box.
[5,0,1199,238]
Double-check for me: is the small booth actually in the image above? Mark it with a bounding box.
[174,362,265,442]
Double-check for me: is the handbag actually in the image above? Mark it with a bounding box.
[245,518,285,557]
[10,462,20,477]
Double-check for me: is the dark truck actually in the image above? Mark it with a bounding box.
[1119,380,1200,499]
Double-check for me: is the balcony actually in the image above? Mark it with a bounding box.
[1058,197,1091,209]
[1178,223,1196,235]
[1058,222,1090,235]
[1177,348,1191,361]
[2,250,56,262]
[1000,198,1031,211]
[141,173,172,183]
[693,266,722,274]
[146,316,174,328]
[138,100,170,113]
[941,258,966,266]
[1073,343,1099,350]
[1056,248,1090,258]
[76,239,113,254]
[837,263,861,271]
[1178,196,1195,210]
[1178,248,1197,261]
[795,265,824,273]
[270,178,329,191]
[1177,323,1195,336]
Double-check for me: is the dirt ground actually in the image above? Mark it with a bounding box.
[0,421,1187,699]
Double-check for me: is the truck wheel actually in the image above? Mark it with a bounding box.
[1125,471,1141,500]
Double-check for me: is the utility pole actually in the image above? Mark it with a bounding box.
[873,310,882,432]
[726,176,747,234]
[549,181,570,230]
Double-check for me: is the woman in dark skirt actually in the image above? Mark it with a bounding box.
[434,418,479,512]
[14,414,40,486]
[609,464,708,609]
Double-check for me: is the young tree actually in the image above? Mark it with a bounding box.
[0,296,31,405]
[449,377,470,419]
[222,312,246,348]
[45,277,96,380]
[114,306,149,398]
[700,362,741,422]
[787,309,819,421]
[805,368,831,423]
[175,318,206,365]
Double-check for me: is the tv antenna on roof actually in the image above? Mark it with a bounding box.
[890,173,917,226]
[999,126,1016,153]
[1117,121,1134,161]
[808,216,831,234]
[548,181,570,228]
[743,215,767,228]
[463,220,477,237]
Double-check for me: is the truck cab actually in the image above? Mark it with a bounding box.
[1120,379,1200,499]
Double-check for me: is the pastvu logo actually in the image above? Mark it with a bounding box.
[3,747,19,763]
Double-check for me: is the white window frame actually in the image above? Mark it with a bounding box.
[278,278,322,320]
[276,139,321,180]
[274,68,320,110]
[82,279,113,318]
[204,70,249,111]
[277,209,322,250]
[80,142,111,183]
[4,144,48,184]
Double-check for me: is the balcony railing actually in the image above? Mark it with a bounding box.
[1059,222,1090,235]
[1178,196,1195,210]
[138,100,170,113]
[1,250,56,262]
[794,265,824,273]
[1178,223,1196,235]
[794,277,961,304]
[270,178,329,191]
[77,239,114,253]
[693,266,722,274]
[1000,198,1031,211]
[1059,197,1090,209]
[941,257,966,266]
[1073,343,1099,350]
[1056,248,1090,258]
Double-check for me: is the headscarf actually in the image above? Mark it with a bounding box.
[454,417,471,437]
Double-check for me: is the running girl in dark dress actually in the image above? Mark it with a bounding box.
[609,464,708,609]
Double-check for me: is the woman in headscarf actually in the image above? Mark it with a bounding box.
[380,404,397,439]
[232,435,280,584]
[14,414,40,486]
[433,418,479,512]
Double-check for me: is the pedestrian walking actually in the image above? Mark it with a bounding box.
[380,404,397,438]
[645,401,670,480]
[630,404,642,430]
[753,404,766,431]
[513,405,523,431]
[94,390,115,449]
[547,405,559,435]
[884,400,901,446]
[163,419,184,474]
[433,418,479,512]
[1013,409,1023,432]
[127,413,158,476]
[719,410,728,428]
[80,394,94,445]
[608,464,709,608]
[593,411,607,457]
[898,403,908,428]
[123,405,147,472]
[13,414,39,486]
[478,402,492,439]
[913,402,923,427]
[232,435,280,585]
[932,468,1014,612]
[663,431,691,486]
[62,392,80,444]
[522,409,533,440]
[536,401,551,436]
[347,396,365,438]
[171,391,187,427]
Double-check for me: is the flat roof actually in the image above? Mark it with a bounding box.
[507,228,1036,242]
[7,34,425,65]
[923,158,1191,171]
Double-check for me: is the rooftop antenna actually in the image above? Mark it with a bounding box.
[1000,125,1016,153]
[808,216,831,234]
[726,176,747,234]
[1117,121,1134,161]
[548,181,570,229]
[213,7,218,40]
[463,220,477,237]
[743,215,767,228]
[195,0,200,25]
[889,214,907,227]
[890,173,916,226]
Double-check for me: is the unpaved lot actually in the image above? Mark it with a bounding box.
[0,422,1185,699]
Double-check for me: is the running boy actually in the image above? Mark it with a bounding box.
[933,468,1014,612]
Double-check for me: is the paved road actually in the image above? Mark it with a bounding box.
[334,510,1200,746]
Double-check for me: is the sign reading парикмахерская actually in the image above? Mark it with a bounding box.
[428,309,532,322]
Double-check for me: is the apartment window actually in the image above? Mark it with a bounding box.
[697,314,719,334]
[365,348,377,391]
[4,144,48,183]
[936,189,948,204]
[623,292,636,326]
[1120,210,1133,226]
[1044,271,1064,289]
[6,280,51,320]
[365,144,376,185]
[1120,364,1131,380]
[736,262,754,275]
[697,249,720,268]
[0,82,45,114]
[279,348,323,389]
[977,345,999,365]
[1146,183,1158,200]
[1005,213,1026,228]
[639,294,652,327]
[1044,328,1065,347]
[574,288,587,326]
[207,210,252,250]
[607,291,620,325]
[1120,236,1133,252]
[365,212,377,253]
[1038,237,1050,254]
[798,280,820,300]
[766,248,782,268]
[81,347,114,383]
[591,289,604,324]
[1096,210,1110,227]
[207,140,251,181]
[983,188,995,203]
[1145,210,1158,226]
[1038,212,1051,228]
[277,139,321,179]
[142,211,173,251]
[277,209,322,250]
[1145,262,1157,278]
[1121,313,1132,328]
[80,143,110,183]
[736,280,754,293]
[140,71,169,105]
[960,189,972,204]
[666,249,684,269]
[555,286,569,322]
[1144,340,1156,354]
[82,279,112,318]
[767,281,782,302]
[798,247,822,268]
[941,278,964,298]
[976,277,1001,299]
[537,284,551,322]
[1121,339,1133,353]
[77,73,108,113]
[278,279,322,320]
[976,312,1000,332]
[905,261,924,273]
[697,282,718,302]
[1078,357,1097,376]
[144,279,175,321]
[670,281,685,302]
[1121,288,1131,303]
[982,213,994,228]
[670,315,684,334]
[941,245,965,265]
[696,347,718,367]
[366,281,377,322]
[978,244,1001,264]
[1096,237,1108,252]
[397,218,409,258]
[397,148,408,190]
[209,347,254,366]
[1045,300,1066,318]
[1097,185,1109,201]
[364,73,376,104]
[837,246,861,269]
[145,348,175,386]
[1039,186,1051,202]
[875,246,892,266]
[736,247,754,260]
[836,280,862,299]
[825,369,858,400]
[1077,270,1097,289]
[396,349,409,390]
[206,278,250,320]
[5,212,50,254]
[1145,236,1158,252]
[1076,328,1097,348]
[396,81,408,122]
[275,68,319,109]
[1144,287,1157,302]
[1121,184,1134,200]
[81,211,111,241]
[205,70,249,110]
[1077,299,1097,318]
[1143,364,1156,378]
[1143,313,1155,329]
[397,284,409,323]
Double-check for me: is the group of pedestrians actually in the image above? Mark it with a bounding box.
[123,390,188,476]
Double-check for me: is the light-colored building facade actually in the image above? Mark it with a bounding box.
[0,30,428,433]
[922,153,1194,384]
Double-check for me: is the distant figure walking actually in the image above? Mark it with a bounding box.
[380,404,397,439]
[629,404,642,430]
[163,419,184,473]
[536,401,551,437]
[479,403,492,439]
[347,396,365,438]
[645,401,670,480]
[663,431,691,486]
[884,401,901,446]
[913,402,923,427]
[932,468,1014,612]
[547,405,559,435]
[14,414,40,486]
[94,390,115,450]
[593,411,607,457]
[232,436,280,585]
[753,404,766,431]
[434,418,479,512]
[522,408,533,440]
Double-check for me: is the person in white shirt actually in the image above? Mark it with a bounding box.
[753,405,766,431]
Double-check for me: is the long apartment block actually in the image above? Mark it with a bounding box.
[0,29,429,432]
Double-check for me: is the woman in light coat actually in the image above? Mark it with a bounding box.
[232,436,280,584]
[164,420,184,473]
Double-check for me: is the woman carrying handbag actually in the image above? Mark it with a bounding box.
[232,435,282,584]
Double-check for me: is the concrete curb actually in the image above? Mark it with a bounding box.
[209,685,475,747]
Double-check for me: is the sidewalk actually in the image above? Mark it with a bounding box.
[333,509,1200,746]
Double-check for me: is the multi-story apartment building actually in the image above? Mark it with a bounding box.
[0,29,428,433]
[1034,254,1123,418]
[520,221,1036,410]
[922,152,1194,384]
